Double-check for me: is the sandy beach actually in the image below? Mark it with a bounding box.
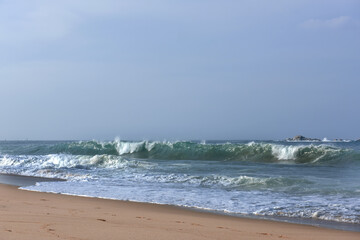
[0,182,359,240]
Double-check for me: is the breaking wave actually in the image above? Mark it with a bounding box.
[0,139,359,166]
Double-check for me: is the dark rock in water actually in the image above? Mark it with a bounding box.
[293,135,306,141]
[286,135,321,142]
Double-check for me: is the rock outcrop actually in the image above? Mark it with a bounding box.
[286,135,321,142]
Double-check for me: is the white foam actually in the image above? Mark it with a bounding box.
[271,145,300,160]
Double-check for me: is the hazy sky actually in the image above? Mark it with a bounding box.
[0,0,359,140]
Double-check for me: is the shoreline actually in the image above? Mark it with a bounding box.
[1,184,359,240]
[0,174,360,239]
[0,173,65,187]
[19,187,360,233]
[2,173,359,233]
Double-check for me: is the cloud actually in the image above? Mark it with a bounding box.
[300,16,352,29]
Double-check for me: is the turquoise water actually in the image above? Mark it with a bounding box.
[0,139,359,230]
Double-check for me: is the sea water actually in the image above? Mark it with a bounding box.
[0,139,359,231]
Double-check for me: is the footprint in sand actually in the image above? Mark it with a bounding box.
[136,216,151,220]
[191,223,203,227]
[259,232,271,236]
[257,232,287,238]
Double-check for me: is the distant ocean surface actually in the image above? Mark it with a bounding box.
[1,139,360,230]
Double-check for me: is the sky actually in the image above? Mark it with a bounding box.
[0,0,359,140]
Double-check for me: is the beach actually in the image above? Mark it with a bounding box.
[1,177,359,240]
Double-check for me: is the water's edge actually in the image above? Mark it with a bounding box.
[1,173,358,233]
[0,173,65,187]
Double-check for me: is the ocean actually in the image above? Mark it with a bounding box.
[0,139,359,231]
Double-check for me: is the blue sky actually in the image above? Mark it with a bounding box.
[0,0,359,140]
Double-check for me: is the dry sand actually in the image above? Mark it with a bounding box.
[0,184,359,240]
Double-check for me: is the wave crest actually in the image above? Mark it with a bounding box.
[1,140,359,165]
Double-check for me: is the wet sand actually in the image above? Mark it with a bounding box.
[0,175,359,240]
[0,173,65,187]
